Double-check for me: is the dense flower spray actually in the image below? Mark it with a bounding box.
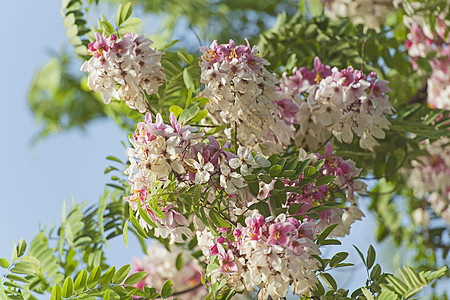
[318,0,394,29]
[81,32,165,112]
[406,137,450,223]
[278,57,393,150]
[199,40,292,154]
[123,110,367,298]
[197,212,320,299]
[402,2,450,110]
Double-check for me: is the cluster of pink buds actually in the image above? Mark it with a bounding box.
[278,57,393,150]
[197,212,320,299]
[81,32,165,112]
[199,40,292,154]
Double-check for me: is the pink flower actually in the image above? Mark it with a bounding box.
[267,222,294,247]
[274,98,299,125]
[245,215,265,240]
[218,250,238,273]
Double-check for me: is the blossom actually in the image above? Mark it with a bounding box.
[198,211,320,299]
[199,39,291,153]
[130,244,207,300]
[280,58,393,150]
[319,0,394,30]
[81,32,165,112]
[406,137,450,223]
[267,222,295,246]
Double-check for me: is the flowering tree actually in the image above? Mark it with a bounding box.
[2,0,449,299]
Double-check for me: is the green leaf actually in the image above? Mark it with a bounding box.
[62,277,74,298]
[209,210,230,228]
[175,254,183,271]
[190,109,209,123]
[353,245,366,266]
[0,258,9,269]
[178,102,200,124]
[367,245,376,269]
[87,266,102,289]
[177,50,194,65]
[74,269,88,293]
[51,283,62,300]
[138,207,158,229]
[130,215,148,239]
[319,239,341,245]
[169,105,184,118]
[361,287,374,300]
[17,239,27,257]
[161,280,174,299]
[370,264,382,281]
[269,165,282,177]
[103,289,111,300]
[317,224,338,244]
[12,244,18,263]
[379,290,398,300]
[416,56,432,72]
[100,266,116,286]
[119,17,142,33]
[123,219,129,248]
[316,175,334,186]
[248,180,259,197]
[386,275,409,296]
[288,203,303,215]
[113,265,131,284]
[124,271,147,286]
[116,2,132,26]
[183,69,195,90]
[320,273,337,290]
[11,262,37,275]
[106,156,123,164]
[116,3,124,26]
[329,252,349,268]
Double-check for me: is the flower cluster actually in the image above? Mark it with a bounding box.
[311,143,366,235]
[124,112,203,242]
[402,3,450,110]
[197,212,320,299]
[279,57,394,150]
[124,113,270,242]
[318,0,394,29]
[406,137,450,223]
[427,53,450,110]
[81,32,165,112]
[199,40,292,153]
[123,111,368,297]
[131,244,207,300]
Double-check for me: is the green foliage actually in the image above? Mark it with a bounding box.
[28,55,106,138]
[61,0,90,58]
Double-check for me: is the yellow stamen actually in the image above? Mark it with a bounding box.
[205,49,216,63]
[315,72,323,84]
[229,49,238,60]
[274,230,280,240]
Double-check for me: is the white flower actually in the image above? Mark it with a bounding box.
[220,163,247,194]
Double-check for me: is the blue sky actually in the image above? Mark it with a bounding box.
[0,0,422,297]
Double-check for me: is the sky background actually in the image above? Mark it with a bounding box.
[0,0,432,298]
